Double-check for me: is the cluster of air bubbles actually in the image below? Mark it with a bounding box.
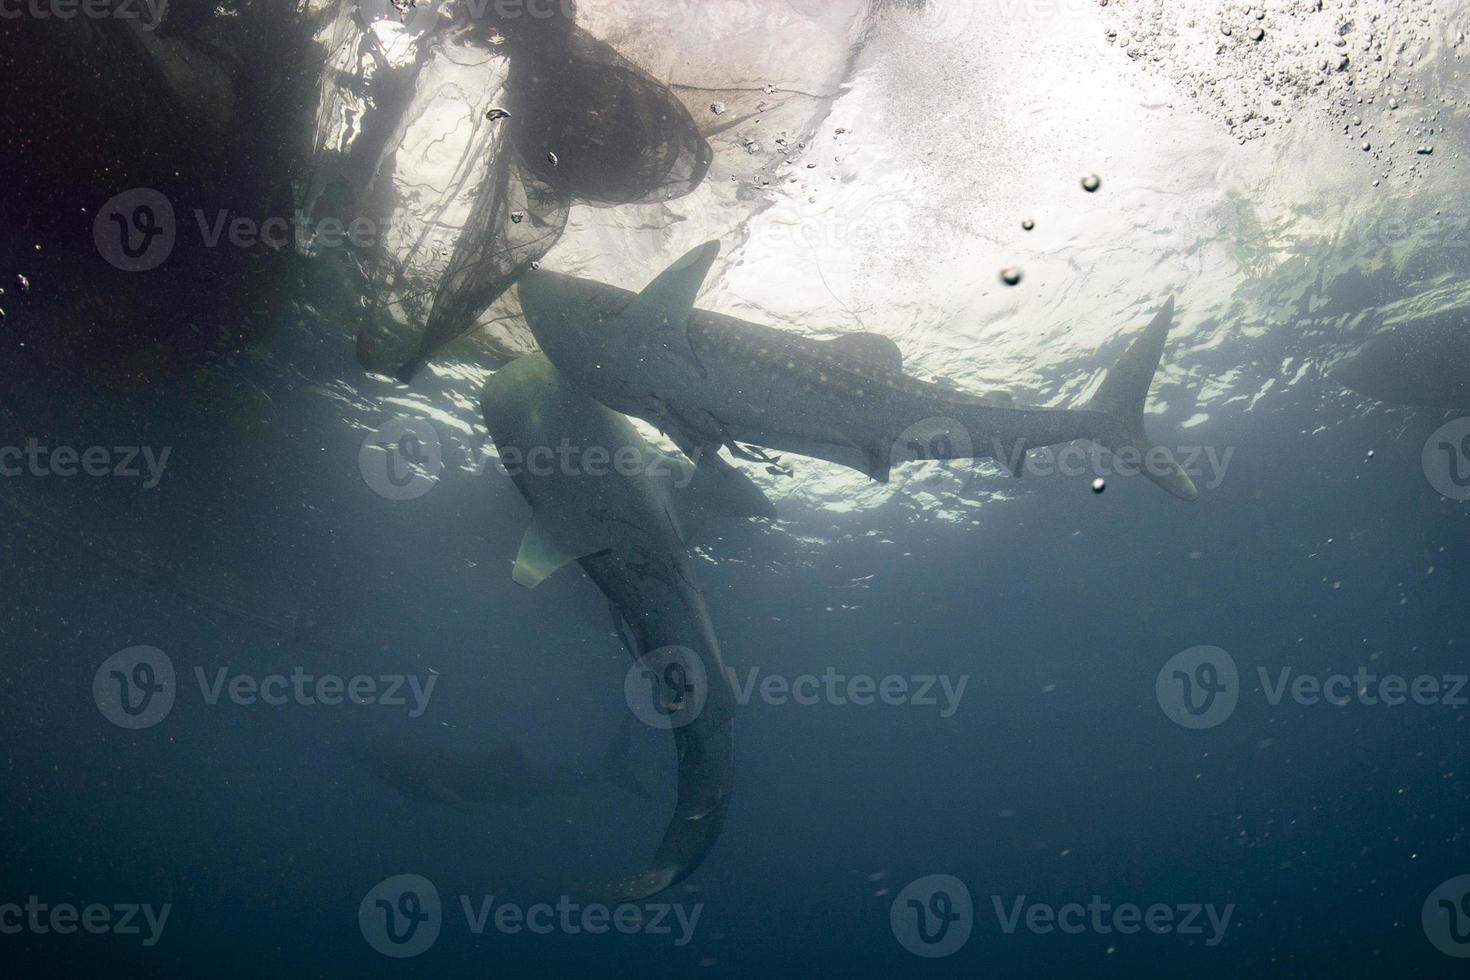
[1096,0,1448,162]
[730,87,849,204]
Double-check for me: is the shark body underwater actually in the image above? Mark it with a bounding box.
[481,353,772,900]
[344,714,650,810]
[518,241,1199,502]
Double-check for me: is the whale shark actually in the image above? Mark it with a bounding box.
[517,242,1199,501]
[481,353,772,899]
[343,715,651,810]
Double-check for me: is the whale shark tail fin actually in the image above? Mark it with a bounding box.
[594,713,652,802]
[1085,296,1199,501]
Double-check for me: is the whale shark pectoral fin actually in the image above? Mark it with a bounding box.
[512,519,588,588]
[858,438,893,483]
[827,332,904,373]
[661,451,776,540]
[617,242,720,378]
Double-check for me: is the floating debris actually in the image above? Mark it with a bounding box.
[1021,218,1035,231]
[14,274,28,294]
[1416,145,1433,155]
[1081,173,1102,192]
[530,261,540,270]
[485,107,510,121]
[1091,478,1106,494]
[710,102,725,115]
[999,266,1023,286]
[510,211,525,224]
[547,151,558,167]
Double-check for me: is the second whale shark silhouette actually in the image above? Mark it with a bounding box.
[517,242,1199,501]
[344,714,651,810]
[481,354,772,900]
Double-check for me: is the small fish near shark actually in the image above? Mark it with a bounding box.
[517,241,1199,502]
[481,353,772,901]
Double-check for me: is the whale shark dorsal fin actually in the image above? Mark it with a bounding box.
[659,451,775,541]
[979,390,1015,408]
[827,333,903,373]
[512,519,583,588]
[616,242,720,375]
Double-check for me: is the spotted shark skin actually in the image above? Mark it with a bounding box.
[517,242,1198,501]
[481,354,771,900]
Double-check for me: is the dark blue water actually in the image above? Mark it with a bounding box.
[4,3,1470,978]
